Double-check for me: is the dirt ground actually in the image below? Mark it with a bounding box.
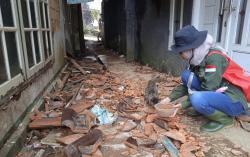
[16,41,250,157]
[107,51,250,157]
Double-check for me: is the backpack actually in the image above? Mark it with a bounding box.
[208,50,250,102]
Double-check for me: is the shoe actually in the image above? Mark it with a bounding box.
[200,110,233,132]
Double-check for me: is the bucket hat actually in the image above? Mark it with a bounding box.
[171,25,207,53]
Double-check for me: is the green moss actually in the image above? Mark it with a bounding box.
[138,49,185,76]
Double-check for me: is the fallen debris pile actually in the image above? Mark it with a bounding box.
[22,54,206,157]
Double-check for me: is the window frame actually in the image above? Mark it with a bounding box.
[18,0,44,78]
[227,0,250,53]
[0,0,54,97]
[0,0,25,97]
[39,0,53,63]
[17,0,53,78]
[168,0,184,50]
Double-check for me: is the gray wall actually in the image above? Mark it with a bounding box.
[103,0,193,76]
[103,0,126,55]
[137,0,186,76]
[125,0,137,61]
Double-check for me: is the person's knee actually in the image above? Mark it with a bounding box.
[190,92,208,112]
[181,70,191,86]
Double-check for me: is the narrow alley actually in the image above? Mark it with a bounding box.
[1,0,250,157]
[13,41,250,157]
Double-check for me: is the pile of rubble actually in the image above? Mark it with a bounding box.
[19,54,207,157]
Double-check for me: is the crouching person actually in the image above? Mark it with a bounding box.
[164,25,249,132]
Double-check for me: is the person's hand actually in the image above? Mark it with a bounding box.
[173,103,182,108]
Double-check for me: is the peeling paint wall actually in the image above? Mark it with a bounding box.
[0,0,66,148]
[50,0,60,32]
[50,0,66,72]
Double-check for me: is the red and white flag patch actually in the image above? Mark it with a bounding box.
[205,65,216,72]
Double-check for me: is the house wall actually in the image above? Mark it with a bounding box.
[135,0,192,75]
[137,0,187,76]
[104,0,193,76]
[64,3,85,56]
[125,0,137,61]
[195,0,250,72]
[103,0,126,55]
[0,0,66,148]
